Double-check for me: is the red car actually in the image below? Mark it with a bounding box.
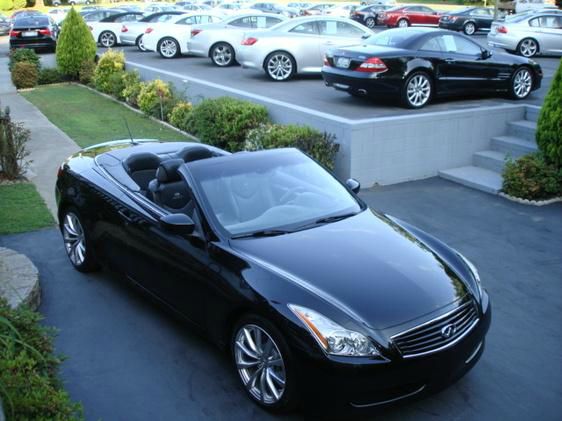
[380,5,442,28]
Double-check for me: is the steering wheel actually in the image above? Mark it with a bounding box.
[279,186,307,204]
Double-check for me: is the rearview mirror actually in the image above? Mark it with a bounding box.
[160,213,195,236]
[346,178,361,194]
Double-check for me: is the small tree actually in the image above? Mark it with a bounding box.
[56,8,97,79]
[0,104,30,180]
[536,59,562,168]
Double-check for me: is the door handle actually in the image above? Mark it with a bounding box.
[324,41,335,45]
[118,209,135,223]
[445,58,456,63]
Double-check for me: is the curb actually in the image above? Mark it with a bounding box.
[499,193,562,206]
[0,247,41,311]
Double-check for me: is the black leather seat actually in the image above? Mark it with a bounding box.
[176,145,215,163]
[148,159,193,214]
[123,152,161,194]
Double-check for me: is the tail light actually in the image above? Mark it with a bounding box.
[121,25,128,33]
[38,28,51,36]
[357,57,387,73]
[9,29,21,37]
[145,27,153,34]
[497,25,508,33]
[191,29,202,37]
[241,37,258,46]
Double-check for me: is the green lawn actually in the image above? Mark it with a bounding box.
[21,84,189,148]
[0,183,54,235]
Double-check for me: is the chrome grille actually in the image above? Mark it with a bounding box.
[391,299,479,359]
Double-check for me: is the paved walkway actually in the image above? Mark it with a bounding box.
[0,56,80,219]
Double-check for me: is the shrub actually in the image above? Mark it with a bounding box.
[8,48,40,72]
[12,0,25,8]
[56,8,97,79]
[11,61,38,89]
[0,104,30,180]
[138,79,177,121]
[502,153,562,200]
[536,59,562,168]
[93,49,126,94]
[188,97,269,152]
[107,70,126,100]
[0,0,12,11]
[0,298,84,420]
[121,70,143,107]
[168,101,193,131]
[245,124,339,170]
[78,59,96,86]
[38,67,64,85]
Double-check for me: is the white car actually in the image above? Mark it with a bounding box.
[325,3,358,18]
[48,8,70,25]
[188,13,287,66]
[89,11,144,47]
[120,11,186,51]
[212,3,257,16]
[143,3,179,15]
[143,12,223,58]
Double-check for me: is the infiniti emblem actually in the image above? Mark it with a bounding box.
[441,324,457,339]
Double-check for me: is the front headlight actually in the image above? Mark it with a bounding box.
[458,253,483,298]
[288,304,380,357]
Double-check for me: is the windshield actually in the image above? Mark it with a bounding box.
[365,28,424,47]
[188,149,362,237]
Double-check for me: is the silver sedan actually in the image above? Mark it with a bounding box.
[237,16,373,81]
[487,13,562,57]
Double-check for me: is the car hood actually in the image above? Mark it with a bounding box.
[231,209,470,330]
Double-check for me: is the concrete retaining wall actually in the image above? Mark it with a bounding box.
[128,61,528,187]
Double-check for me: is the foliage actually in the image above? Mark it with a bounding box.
[93,49,125,94]
[188,97,269,152]
[107,70,126,100]
[536,59,562,168]
[38,67,64,85]
[78,59,96,86]
[0,0,12,11]
[56,8,97,79]
[0,104,30,180]
[0,298,83,420]
[8,48,40,72]
[11,61,39,89]
[137,79,177,121]
[245,124,339,171]
[0,183,53,234]
[21,85,190,148]
[12,0,25,8]
[168,101,192,132]
[121,70,143,107]
[502,153,562,200]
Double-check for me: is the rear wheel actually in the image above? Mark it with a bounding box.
[397,18,409,28]
[61,208,99,273]
[211,42,235,67]
[365,17,376,28]
[99,31,116,48]
[402,71,432,109]
[158,37,180,59]
[509,67,533,100]
[136,35,146,52]
[463,21,476,35]
[517,38,538,57]
[265,51,296,81]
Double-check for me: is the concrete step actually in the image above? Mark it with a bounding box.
[525,106,541,123]
[508,120,536,142]
[439,166,503,194]
[491,136,538,158]
[473,150,509,173]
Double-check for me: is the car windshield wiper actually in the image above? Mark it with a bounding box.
[315,211,360,225]
[231,229,292,239]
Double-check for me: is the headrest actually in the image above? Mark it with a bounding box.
[176,145,215,163]
[124,152,161,173]
[156,158,184,183]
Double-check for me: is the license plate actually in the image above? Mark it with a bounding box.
[336,57,350,69]
[22,31,37,37]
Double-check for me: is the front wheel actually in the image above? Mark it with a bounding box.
[99,31,116,48]
[509,67,533,100]
[158,37,180,59]
[402,71,432,109]
[397,18,409,28]
[265,51,296,81]
[463,21,476,35]
[232,315,298,411]
[517,38,538,57]
[211,42,235,67]
[61,208,99,273]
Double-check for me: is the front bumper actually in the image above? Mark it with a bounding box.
[294,292,492,408]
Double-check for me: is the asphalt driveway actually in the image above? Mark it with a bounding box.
[1,178,561,420]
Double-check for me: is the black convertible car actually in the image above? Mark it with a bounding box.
[322,27,542,108]
[56,140,491,411]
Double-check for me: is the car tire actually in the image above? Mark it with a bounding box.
[60,207,99,273]
[99,31,116,48]
[463,21,476,35]
[365,17,376,28]
[509,67,533,100]
[232,315,299,412]
[397,18,409,28]
[210,42,235,67]
[158,37,180,59]
[517,38,539,57]
[136,35,146,52]
[264,51,296,81]
[401,71,432,109]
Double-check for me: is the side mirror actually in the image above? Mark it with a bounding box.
[160,213,195,236]
[361,33,371,39]
[346,178,361,194]
[481,49,492,59]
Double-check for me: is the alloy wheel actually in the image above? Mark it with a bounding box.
[234,324,287,405]
[212,43,233,67]
[137,35,146,52]
[159,38,178,58]
[99,31,116,48]
[519,38,538,57]
[398,18,409,28]
[266,53,293,81]
[464,22,476,35]
[63,212,86,267]
[406,74,431,107]
[512,68,532,99]
[365,17,375,28]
